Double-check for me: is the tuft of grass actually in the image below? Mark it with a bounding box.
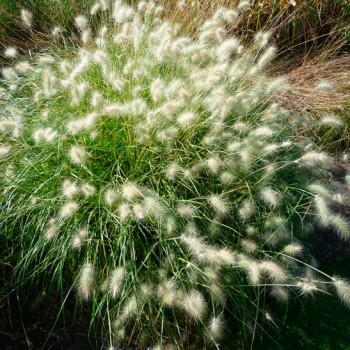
[1,1,350,348]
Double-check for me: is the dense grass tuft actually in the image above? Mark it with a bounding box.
[1,1,350,348]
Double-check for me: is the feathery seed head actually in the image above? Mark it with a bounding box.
[182,290,206,321]
[260,187,280,208]
[220,171,234,184]
[257,46,277,68]
[296,280,319,296]
[69,146,87,165]
[62,179,79,199]
[144,196,166,219]
[52,26,63,37]
[104,188,118,206]
[270,286,288,302]
[104,104,124,117]
[254,31,270,49]
[215,248,236,265]
[260,261,287,283]
[15,60,33,74]
[239,256,260,285]
[241,239,257,253]
[239,149,252,169]
[118,203,131,221]
[139,283,153,300]
[246,225,257,236]
[81,183,96,197]
[330,215,350,240]
[250,126,274,138]
[298,151,333,168]
[20,9,33,28]
[208,195,230,216]
[4,47,18,59]
[206,157,221,174]
[110,267,126,298]
[150,78,165,102]
[44,220,59,240]
[90,2,101,15]
[59,201,79,219]
[207,316,224,342]
[314,195,331,227]
[239,199,254,220]
[333,277,350,307]
[77,263,95,301]
[0,146,11,158]
[238,0,251,10]
[208,283,224,302]
[75,15,89,30]
[316,81,334,91]
[308,183,331,198]
[113,1,135,24]
[165,162,180,181]
[73,228,89,248]
[165,216,177,236]
[345,175,350,187]
[283,243,303,256]
[2,67,18,81]
[157,280,178,307]
[132,203,146,220]
[176,203,196,218]
[33,128,57,144]
[100,0,110,11]
[121,182,141,201]
[319,115,343,128]
[91,91,103,108]
[177,112,197,128]
[180,233,208,262]
[177,0,186,11]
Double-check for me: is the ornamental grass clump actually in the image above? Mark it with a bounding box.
[2,1,350,348]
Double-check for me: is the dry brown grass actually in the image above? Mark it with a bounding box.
[161,0,350,53]
[279,54,350,115]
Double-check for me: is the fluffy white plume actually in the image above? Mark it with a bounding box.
[62,179,79,199]
[181,290,206,321]
[208,195,230,216]
[69,146,87,165]
[77,263,95,301]
[113,0,135,24]
[73,228,89,248]
[0,146,11,158]
[207,316,224,341]
[20,9,33,28]
[333,277,350,307]
[59,201,79,219]
[75,15,89,30]
[110,267,126,298]
[4,47,18,59]
[260,188,280,208]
